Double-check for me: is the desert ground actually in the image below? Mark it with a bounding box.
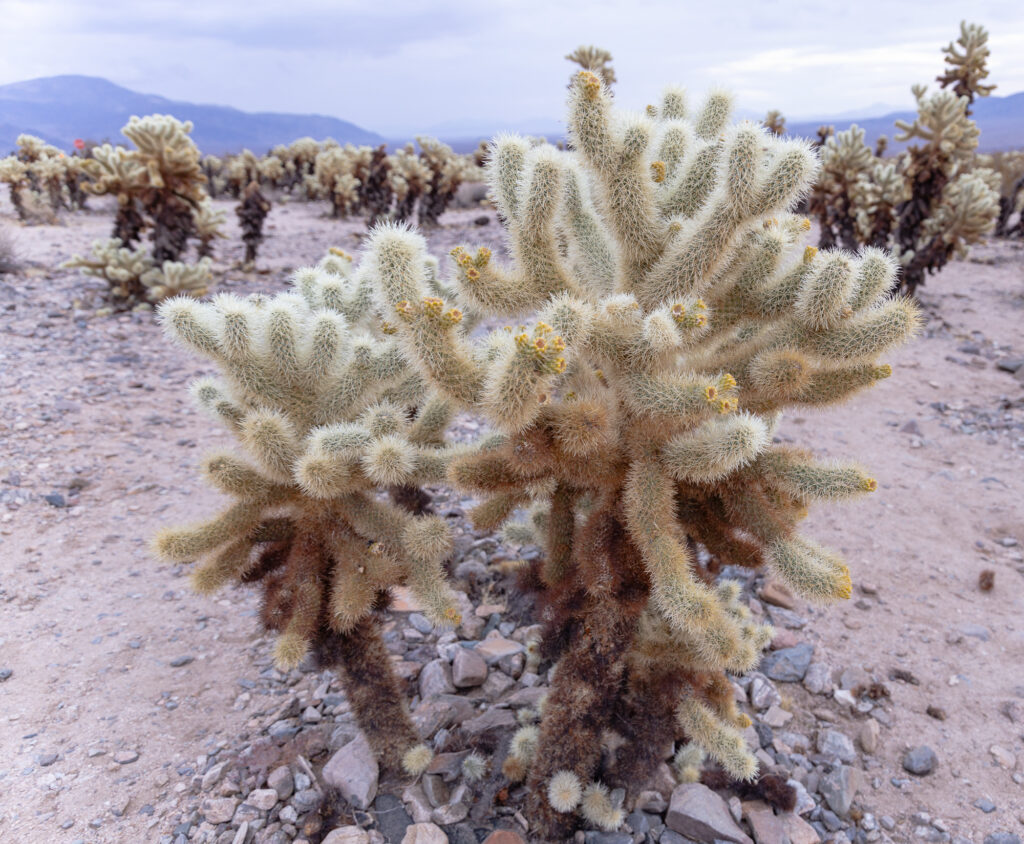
[0,193,1022,844]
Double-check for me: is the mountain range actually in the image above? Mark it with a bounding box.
[1,75,1021,156]
[0,75,383,154]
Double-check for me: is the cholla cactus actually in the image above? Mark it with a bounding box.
[193,197,228,259]
[936,20,996,110]
[417,137,480,226]
[236,181,272,267]
[389,144,432,223]
[762,110,786,137]
[367,71,918,837]
[808,126,875,251]
[0,156,32,221]
[979,150,1024,237]
[63,238,212,308]
[808,22,1000,294]
[153,264,460,772]
[83,115,208,262]
[565,45,616,88]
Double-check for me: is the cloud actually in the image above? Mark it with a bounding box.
[1,0,1021,135]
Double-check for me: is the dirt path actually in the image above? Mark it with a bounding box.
[0,198,1021,843]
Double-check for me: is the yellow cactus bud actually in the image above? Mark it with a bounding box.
[803,245,818,263]
[578,70,602,100]
[651,160,667,183]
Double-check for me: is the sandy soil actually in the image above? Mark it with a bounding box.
[0,196,1022,844]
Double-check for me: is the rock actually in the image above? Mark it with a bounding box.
[996,358,1024,373]
[759,580,797,609]
[431,801,468,824]
[762,705,792,728]
[461,708,517,737]
[451,648,488,688]
[292,788,322,813]
[767,606,806,630]
[816,729,857,763]
[201,761,229,790]
[837,666,869,691]
[401,823,448,844]
[419,659,456,699]
[482,832,525,844]
[426,750,471,782]
[959,623,991,641]
[787,778,815,815]
[43,492,66,507]
[403,784,434,823]
[760,643,814,682]
[743,800,787,844]
[113,750,139,764]
[749,674,781,711]
[983,836,1021,844]
[903,746,938,776]
[819,765,858,816]
[634,790,668,813]
[0,668,11,681]
[409,613,434,634]
[474,632,524,663]
[169,655,195,668]
[248,788,279,811]
[858,719,880,754]
[666,783,753,844]
[322,734,379,809]
[267,765,294,800]
[422,774,449,808]
[374,793,413,842]
[202,797,239,824]
[973,798,997,813]
[802,663,834,695]
[778,812,821,844]
[989,744,1017,769]
[583,834,632,844]
[322,828,371,844]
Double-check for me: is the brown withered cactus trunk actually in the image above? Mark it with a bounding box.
[524,502,649,840]
[248,517,421,772]
[237,181,272,266]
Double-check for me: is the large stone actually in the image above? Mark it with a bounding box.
[802,662,834,695]
[818,765,858,816]
[322,734,379,809]
[816,729,856,764]
[983,835,1021,844]
[666,783,754,844]
[742,800,786,844]
[461,708,517,737]
[858,719,880,754]
[760,643,814,682]
[903,746,938,776]
[267,765,294,800]
[373,793,413,843]
[401,823,448,844]
[778,812,822,844]
[202,797,239,824]
[419,659,456,699]
[322,829,371,844]
[749,674,781,711]
[758,580,796,610]
[248,788,279,811]
[451,648,488,688]
[474,632,524,663]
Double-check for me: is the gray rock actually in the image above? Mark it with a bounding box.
[749,673,781,711]
[802,662,834,695]
[973,798,996,813]
[292,788,322,813]
[660,833,697,844]
[248,788,279,811]
[267,765,294,800]
[983,835,1021,844]
[422,774,449,808]
[113,750,139,764]
[996,358,1024,373]
[903,746,938,776]
[816,729,857,764]
[819,765,858,816]
[322,734,379,809]
[169,655,195,668]
[451,648,488,689]
[373,793,412,843]
[760,643,814,682]
[409,613,434,634]
[959,623,991,641]
[838,666,869,691]
[202,797,239,824]
[583,834,633,844]
[461,708,517,737]
[418,659,456,699]
[666,783,754,844]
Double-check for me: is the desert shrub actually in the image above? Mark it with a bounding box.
[154,258,459,775]
[367,70,918,837]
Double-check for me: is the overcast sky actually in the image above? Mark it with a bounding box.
[1,0,1022,135]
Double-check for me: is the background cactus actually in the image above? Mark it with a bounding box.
[366,70,918,837]
[808,22,1001,293]
[565,45,616,88]
[153,257,462,773]
[235,181,272,268]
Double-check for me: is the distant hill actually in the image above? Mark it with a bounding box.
[786,91,1024,153]
[0,75,384,154]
